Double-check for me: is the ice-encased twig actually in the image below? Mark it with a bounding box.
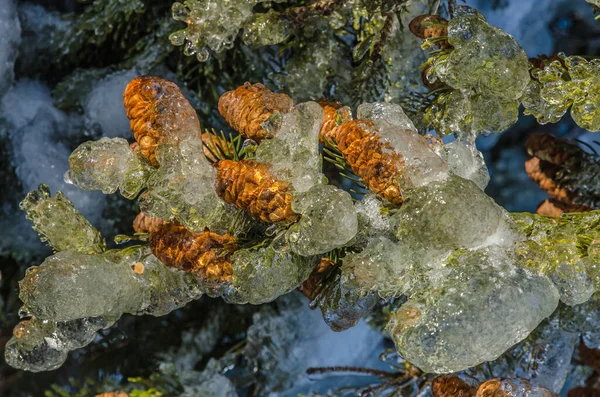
[20,184,106,254]
[6,245,204,372]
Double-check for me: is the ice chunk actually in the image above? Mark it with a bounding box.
[436,13,530,100]
[354,193,393,241]
[316,270,378,332]
[141,138,242,233]
[342,237,425,298]
[66,137,152,199]
[242,9,291,48]
[224,243,319,305]
[4,316,114,372]
[255,101,325,193]
[287,184,358,256]
[549,263,595,306]
[84,69,139,138]
[392,174,513,251]
[19,185,106,254]
[446,140,490,190]
[387,247,559,373]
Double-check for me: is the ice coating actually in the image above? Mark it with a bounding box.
[19,248,203,321]
[169,0,285,62]
[141,137,242,234]
[255,101,325,193]
[424,9,530,135]
[446,140,490,190]
[437,13,530,100]
[19,185,106,254]
[5,316,115,372]
[66,137,153,199]
[357,102,449,187]
[387,247,560,374]
[392,174,515,251]
[225,243,319,305]
[522,54,600,132]
[342,237,425,298]
[242,9,291,48]
[287,184,358,256]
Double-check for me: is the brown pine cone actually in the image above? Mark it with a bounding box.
[476,380,510,397]
[568,387,600,397]
[218,82,294,141]
[525,157,573,203]
[432,376,475,397]
[149,222,237,285]
[409,14,448,39]
[325,120,406,205]
[123,76,201,166]
[132,212,164,234]
[215,159,300,223]
[525,133,580,165]
[317,99,352,144]
[536,198,590,217]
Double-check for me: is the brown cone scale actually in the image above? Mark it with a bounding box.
[322,119,406,205]
[149,222,237,285]
[123,76,201,166]
[214,159,300,223]
[432,376,475,397]
[132,212,164,234]
[218,82,294,141]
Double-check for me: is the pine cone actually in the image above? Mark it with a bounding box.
[123,76,201,166]
[317,99,352,144]
[476,380,510,397]
[536,198,590,217]
[218,82,294,141]
[432,376,475,397]
[149,222,237,285]
[409,14,448,39]
[325,119,406,205]
[525,157,573,203]
[568,387,600,397]
[215,159,300,223]
[132,212,164,234]
[525,133,580,165]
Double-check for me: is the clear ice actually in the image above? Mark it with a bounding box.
[66,137,153,199]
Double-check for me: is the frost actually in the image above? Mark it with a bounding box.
[287,184,358,256]
[255,101,325,193]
